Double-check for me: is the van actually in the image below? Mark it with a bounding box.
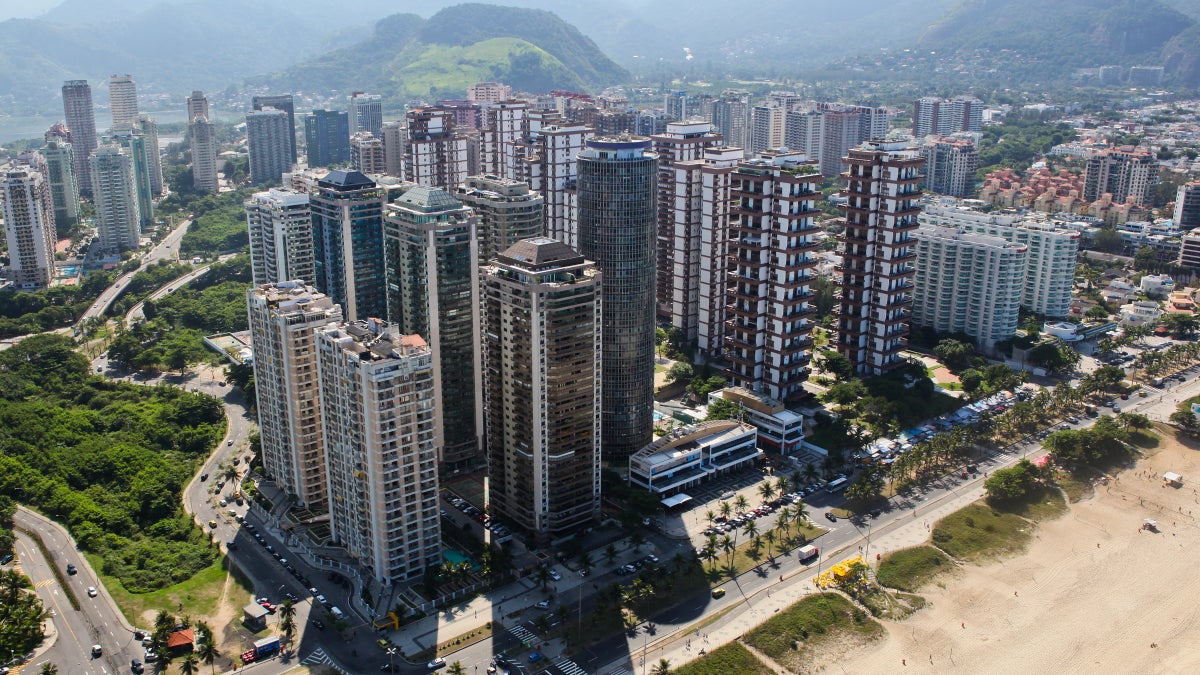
[798,545,819,562]
[329,606,344,621]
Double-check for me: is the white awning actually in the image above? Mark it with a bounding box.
[661,493,693,508]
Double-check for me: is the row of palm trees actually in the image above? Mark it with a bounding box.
[1132,339,1200,379]
[695,479,812,577]
[0,569,48,668]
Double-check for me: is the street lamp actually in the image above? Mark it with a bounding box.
[386,646,396,673]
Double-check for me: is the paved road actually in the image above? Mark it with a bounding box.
[14,507,140,675]
[77,218,193,328]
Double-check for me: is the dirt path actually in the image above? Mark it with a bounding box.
[837,427,1200,673]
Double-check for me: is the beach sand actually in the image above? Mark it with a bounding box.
[839,428,1200,674]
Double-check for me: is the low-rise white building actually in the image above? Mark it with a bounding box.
[628,420,760,496]
[1120,300,1163,326]
[1140,274,1175,299]
[709,387,806,456]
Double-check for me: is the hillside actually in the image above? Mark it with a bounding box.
[250,4,629,101]
[916,0,1197,83]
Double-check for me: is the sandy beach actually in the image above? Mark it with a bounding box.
[839,427,1200,674]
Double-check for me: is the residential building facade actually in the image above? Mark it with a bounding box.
[251,95,297,162]
[452,174,544,263]
[350,132,387,175]
[108,74,139,130]
[1174,181,1200,230]
[62,80,98,196]
[310,170,394,321]
[348,92,383,138]
[404,108,470,190]
[90,144,141,253]
[245,188,316,286]
[1083,146,1157,205]
[2,168,57,289]
[919,136,979,198]
[305,109,351,168]
[189,115,219,193]
[40,138,79,228]
[246,108,294,185]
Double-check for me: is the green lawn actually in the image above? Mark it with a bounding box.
[744,592,883,672]
[673,642,773,675]
[991,487,1068,523]
[930,503,1034,562]
[88,553,251,628]
[876,545,953,592]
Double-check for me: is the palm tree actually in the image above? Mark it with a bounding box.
[651,658,672,675]
[718,501,732,521]
[536,566,551,590]
[280,614,296,640]
[196,638,218,675]
[578,551,594,577]
[39,665,59,675]
[734,494,749,516]
[792,501,809,526]
[605,543,618,565]
[629,530,645,552]
[180,654,200,675]
[448,662,467,675]
[803,462,820,485]
[222,464,239,483]
[701,545,718,572]
[776,475,791,496]
[721,535,735,570]
[742,519,758,542]
[763,529,777,560]
[704,510,716,528]
[776,505,792,541]
[757,481,776,503]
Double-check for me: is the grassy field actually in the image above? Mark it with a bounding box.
[743,592,884,672]
[993,487,1069,522]
[88,553,250,627]
[672,642,773,675]
[876,546,954,592]
[931,503,1034,562]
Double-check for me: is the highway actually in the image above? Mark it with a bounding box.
[76,218,192,328]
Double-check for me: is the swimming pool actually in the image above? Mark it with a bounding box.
[653,410,667,421]
[443,549,479,570]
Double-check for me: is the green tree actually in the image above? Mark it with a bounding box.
[1092,227,1124,253]
[180,653,200,675]
[984,459,1043,501]
[1133,245,1158,271]
[845,468,885,503]
[933,339,975,372]
[665,361,693,384]
[1085,305,1111,321]
[448,662,467,675]
[705,396,742,421]
[816,351,853,380]
[651,658,672,675]
[39,665,59,675]
[1170,410,1199,432]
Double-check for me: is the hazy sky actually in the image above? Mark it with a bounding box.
[0,0,58,20]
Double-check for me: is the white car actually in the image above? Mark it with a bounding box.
[316,594,328,605]
[91,644,103,657]
[548,569,562,581]
[87,586,98,597]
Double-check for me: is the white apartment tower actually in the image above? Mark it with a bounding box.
[61,80,98,196]
[247,282,342,512]
[919,201,1080,318]
[784,109,823,160]
[912,226,1027,350]
[835,140,923,376]
[650,121,725,340]
[404,108,470,190]
[109,74,139,130]
[40,138,80,228]
[317,320,440,585]
[912,96,983,136]
[136,115,164,196]
[749,105,785,154]
[480,100,528,177]
[90,144,141,253]
[452,174,544,263]
[246,108,294,185]
[350,132,386,175]
[245,188,316,286]
[514,123,594,248]
[467,81,512,104]
[381,121,406,177]
[190,115,219,193]
[697,146,743,359]
[2,168,57,289]
[920,136,979,198]
[727,150,820,399]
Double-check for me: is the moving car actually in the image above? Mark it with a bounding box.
[427,657,447,670]
[91,645,103,657]
[87,586,98,597]
[66,563,77,575]
[711,587,726,599]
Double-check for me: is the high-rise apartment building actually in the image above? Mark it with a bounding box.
[90,144,141,253]
[304,109,351,168]
[252,95,297,162]
[247,281,342,512]
[467,81,512,104]
[349,92,383,138]
[819,109,865,178]
[245,188,316,286]
[912,96,983,136]
[310,170,395,322]
[920,136,979,198]
[480,100,528,178]
[835,140,923,376]
[577,136,657,461]
[711,92,750,150]
[350,132,386,175]
[246,108,294,185]
[650,121,724,333]
[62,80,98,196]
[136,115,164,196]
[189,115,219,194]
[384,187,483,472]
[108,74,138,130]
[482,238,602,542]
[664,91,692,122]
[2,168,57,289]
[726,150,819,400]
[40,138,79,229]
[749,105,785,153]
[919,202,1080,318]
[514,122,593,248]
[696,146,743,359]
[452,175,544,263]
[784,109,823,159]
[186,90,210,125]
[1175,181,1200,230]
[912,226,1026,350]
[404,108,470,190]
[317,320,440,585]
[106,131,155,229]
[1083,146,1157,205]
[381,121,405,177]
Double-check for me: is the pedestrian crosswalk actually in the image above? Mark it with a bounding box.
[607,667,632,675]
[510,624,538,644]
[554,657,588,675]
[301,646,347,673]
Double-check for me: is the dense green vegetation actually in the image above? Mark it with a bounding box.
[0,496,14,562]
[179,189,255,256]
[108,255,252,373]
[743,592,883,671]
[976,116,1078,176]
[0,271,114,338]
[672,643,773,675]
[0,334,225,592]
[876,546,953,592]
[107,260,194,318]
[0,568,47,665]
[931,503,1033,561]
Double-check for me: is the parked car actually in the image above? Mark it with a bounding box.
[534,600,550,610]
[427,657,447,670]
[548,569,561,581]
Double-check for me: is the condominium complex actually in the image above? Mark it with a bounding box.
[912,96,984,136]
[404,108,470,190]
[317,320,440,585]
[305,109,351,168]
[252,95,297,162]
[749,105,785,153]
[452,174,544,263]
[90,144,141,253]
[348,92,383,138]
[696,147,743,359]
[2,168,57,289]
[245,188,316,286]
[1179,231,1200,268]
[481,238,602,543]
[108,74,139,130]
[514,122,593,248]
[310,170,396,321]
[835,140,923,376]
[710,92,750,150]
[919,136,979,198]
[919,201,1081,318]
[912,226,1027,349]
[247,282,342,512]
[62,80,98,196]
[350,132,386,175]
[577,136,657,461]
[1173,180,1200,230]
[727,150,820,400]
[40,138,80,228]
[190,114,219,194]
[106,131,154,229]
[479,100,528,177]
[384,187,483,471]
[246,108,294,184]
[467,82,512,104]
[1083,145,1157,205]
[186,90,210,126]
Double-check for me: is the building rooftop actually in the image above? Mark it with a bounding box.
[498,238,584,268]
[395,186,462,212]
[319,170,375,190]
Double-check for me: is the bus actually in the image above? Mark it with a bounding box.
[825,476,850,493]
